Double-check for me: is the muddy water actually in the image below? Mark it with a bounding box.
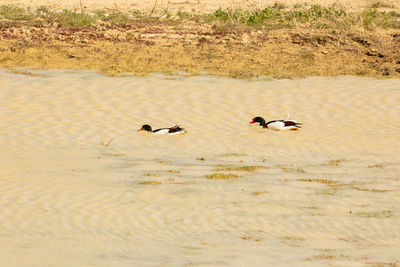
[0,69,399,266]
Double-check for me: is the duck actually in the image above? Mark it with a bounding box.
[249,115,302,131]
[138,124,187,135]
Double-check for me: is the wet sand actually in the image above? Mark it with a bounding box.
[0,69,399,266]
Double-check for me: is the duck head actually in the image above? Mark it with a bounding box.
[138,124,152,132]
[249,116,266,126]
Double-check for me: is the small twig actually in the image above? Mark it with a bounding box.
[159,0,171,18]
[101,138,113,147]
[104,138,113,147]
[150,0,158,16]
[79,0,84,13]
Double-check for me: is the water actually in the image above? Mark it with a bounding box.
[0,69,399,266]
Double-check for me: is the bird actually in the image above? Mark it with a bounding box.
[249,116,302,131]
[138,124,187,135]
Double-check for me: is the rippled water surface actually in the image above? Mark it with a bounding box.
[0,70,399,266]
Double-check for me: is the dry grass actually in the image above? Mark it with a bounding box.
[2,4,399,29]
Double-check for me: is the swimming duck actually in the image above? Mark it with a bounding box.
[249,116,302,131]
[138,124,187,135]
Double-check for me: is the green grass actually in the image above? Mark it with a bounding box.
[0,4,399,30]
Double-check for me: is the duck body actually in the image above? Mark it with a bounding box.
[250,116,302,131]
[138,124,186,135]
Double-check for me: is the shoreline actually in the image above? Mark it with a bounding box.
[1,5,400,79]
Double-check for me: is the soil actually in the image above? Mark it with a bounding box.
[1,21,400,78]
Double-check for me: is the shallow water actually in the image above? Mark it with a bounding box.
[0,69,399,266]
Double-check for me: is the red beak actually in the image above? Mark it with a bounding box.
[249,119,255,124]
[137,129,142,131]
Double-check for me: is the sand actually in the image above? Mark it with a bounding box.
[0,69,399,266]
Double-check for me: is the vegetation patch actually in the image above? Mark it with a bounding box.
[351,186,391,192]
[300,178,390,193]
[355,210,393,218]
[298,178,339,185]
[1,4,399,29]
[210,5,400,30]
[214,165,269,172]
[251,191,269,196]
[280,166,306,173]
[368,163,385,168]
[167,169,181,173]
[144,172,159,177]
[325,159,346,166]
[205,173,240,179]
[218,153,247,157]
[138,180,162,185]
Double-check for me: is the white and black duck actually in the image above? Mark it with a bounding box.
[138,124,187,135]
[249,116,302,131]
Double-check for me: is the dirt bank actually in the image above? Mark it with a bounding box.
[1,5,399,78]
